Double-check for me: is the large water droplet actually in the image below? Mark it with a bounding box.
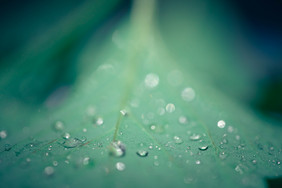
[136,150,148,157]
[166,103,175,113]
[62,138,85,148]
[116,162,125,171]
[0,130,7,139]
[181,88,195,102]
[44,166,54,176]
[217,120,226,128]
[199,146,209,151]
[145,73,159,88]
[109,141,126,157]
[189,134,201,141]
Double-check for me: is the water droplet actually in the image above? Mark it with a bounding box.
[109,140,126,157]
[217,120,226,128]
[219,152,227,160]
[227,126,234,133]
[86,106,96,117]
[189,134,201,141]
[62,138,85,148]
[199,146,209,151]
[235,165,243,174]
[0,130,7,139]
[120,109,128,116]
[154,161,160,166]
[149,124,165,134]
[252,160,257,165]
[62,133,70,139]
[181,87,195,102]
[116,162,125,171]
[195,160,201,165]
[82,157,91,165]
[53,121,64,131]
[157,107,165,115]
[53,161,58,166]
[174,136,183,144]
[178,116,188,124]
[166,103,175,113]
[82,128,87,132]
[149,145,153,150]
[44,166,54,176]
[95,117,104,126]
[145,73,159,88]
[136,150,148,157]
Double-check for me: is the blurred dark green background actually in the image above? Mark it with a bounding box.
[0,0,281,123]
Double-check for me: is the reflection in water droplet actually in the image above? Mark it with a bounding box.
[53,121,64,131]
[109,141,126,157]
[116,162,125,171]
[62,138,85,148]
[136,150,148,157]
[217,120,226,128]
[44,166,54,176]
[189,134,201,141]
[166,103,175,113]
[199,146,209,151]
[0,130,7,139]
[174,136,183,144]
[145,73,159,88]
[181,88,195,102]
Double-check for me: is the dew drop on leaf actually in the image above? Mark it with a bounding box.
[109,140,126,157]
[53,121,64,132]
[120,109,128,116]
[116,162,125,171]
[217,120,226,128]
[62,132,70,139]
[136,150,148,157]
[44,166,54,176]
[166,103,175,113]
[189,134,201,141]
[178,116,188,124]
[198,146,209,151]
[181,87,195,102]
[62,138,85,148]
[144,73,159,88]
[0,130,7,139]
[53,161,58,167]
[195,160,201,165]
[94,117,104,126]
[173,136,183,144]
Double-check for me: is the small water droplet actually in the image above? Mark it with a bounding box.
[157,107,165,115]
[86,106,96,117]
[0,130,7,139]
[149,124,165,134]
[219,152,227,160]
[235,165,243,174]
[145,73,159,88]
[53,121,64,132]
[154,161,160,166]
[174,136,183,144]
[199,146,209,151]
[166,103,175,113]
[195,160,201,165]
[252,160,257,165]
[189,134,201,141]
[227,126,234,133]
[120,109,128,116]
[62,138,85,148]
[44,166,54,176]
[109,141,126,157]
[181,87,196,102]
[95,117,104,126]
[53,161,58,166]
[83,128,87,132]
[62,133,70,139]
[149,145,153,150]
[217,120,226,128]
[178,116,188,124]
[116,162,125,171]
[136,150,148,157]
[82,157,90,165]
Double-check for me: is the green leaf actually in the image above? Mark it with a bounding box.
[0,0,281,188]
